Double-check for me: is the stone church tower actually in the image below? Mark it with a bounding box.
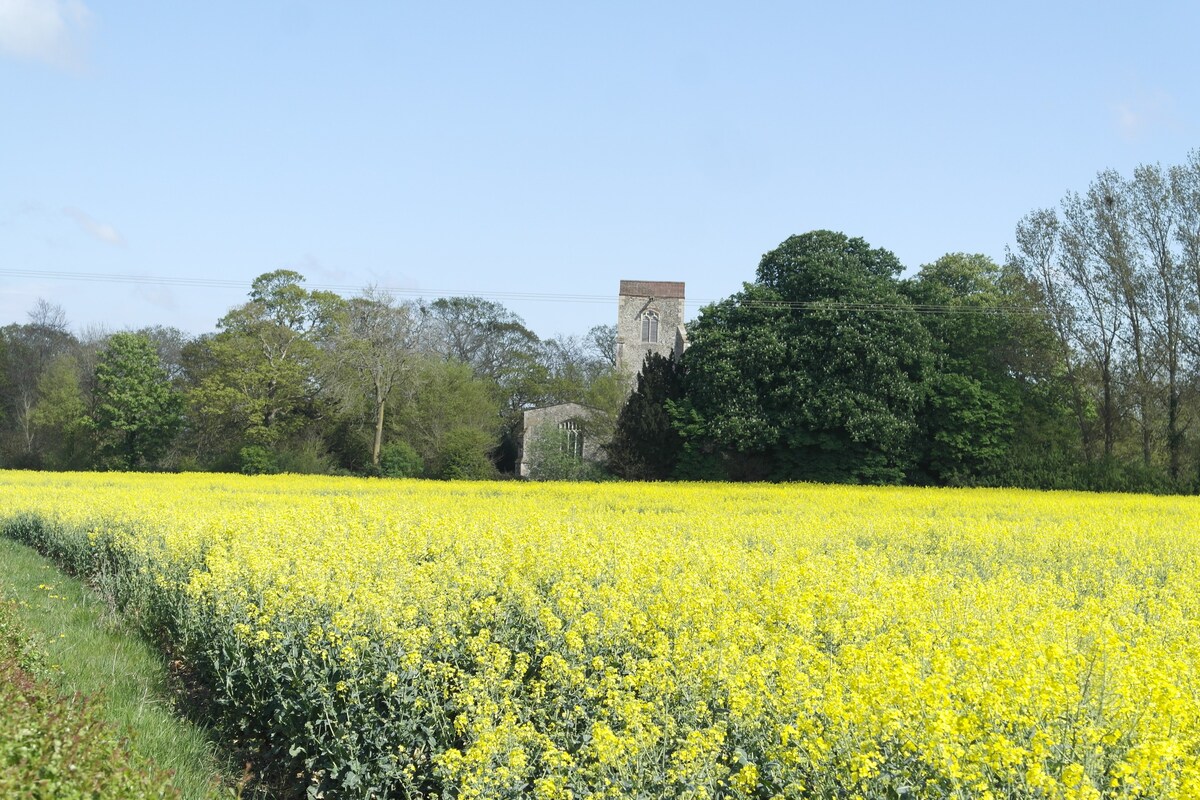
[614,280,687,384]
[519,279,687,476]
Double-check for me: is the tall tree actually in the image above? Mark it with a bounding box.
[1131,162,1189,479]
[29,353,92,470]
[678,231,932,482]
[91,332,183,469]
[1059,189,1126,459]
[389,356,500,479]
[330,288,423,468]
[1010,151,1200,489]
[906,253,1072,484]
[423,296,541,385]
[1010,209,1100,461]
[187,271,342,455]
[0,301,76,464]
[585,324,618,366]
[906,254,1017,482]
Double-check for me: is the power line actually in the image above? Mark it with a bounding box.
[0,267,1043,316]
[0,268,616,303]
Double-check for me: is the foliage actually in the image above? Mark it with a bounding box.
[186,270,341,451]
[0,600,48,679]
[273,434,338,475]
[424,296,541,385]
[524,420,609,481]
[607,352,684,479]
[91,332,183,470]
[903,253,1076,485]
[379,441,424,478]
[329,289,423,468]
[680,231,932,482]
[391,357,500,476]
[0,658,183,798]
[0,304,77,464]
[432,426,497,480]
[28,353,92,470]
[1009,151,1200,487]
[6,472,1200,798]
[0,582,185,798]
[238,445,278,475]
[0,536,229,798]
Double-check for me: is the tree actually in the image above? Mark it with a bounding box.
[1130,162,1190,480]
[905,253,1071,484]
[187,271,342,456]
[1009,209,1100,462]
[134,325,191,384]
[585,324,618,366]
[91,332,183,469]
[423,296,542,385]
[1007,151,1200,490]
[0,301,76,463]
[29,353,92,470]
[422,296,546,472]
[389,357,499,479]
[538,333,622,407]
[330,288,423,468]
[607,352,685,479]
[678,231,932,482]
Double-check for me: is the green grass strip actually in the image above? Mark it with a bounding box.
[0,537,235,800]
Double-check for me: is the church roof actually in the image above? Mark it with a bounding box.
[619,280,685,299]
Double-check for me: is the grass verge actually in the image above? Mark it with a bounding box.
[0,536,236,799]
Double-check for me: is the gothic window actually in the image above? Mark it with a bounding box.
[559,419,584,459]
[641,310,659,343]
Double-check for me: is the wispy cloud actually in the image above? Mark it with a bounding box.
[0,0,92,69]
[1112,88,1180,141]
[64,206,125,246]
[289,253,349,283]
[133,284,178,312]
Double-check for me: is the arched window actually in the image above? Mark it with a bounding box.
[559,419,584,459]
[641,310,659,343]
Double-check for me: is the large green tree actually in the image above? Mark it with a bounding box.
[186,271,342,461]
[677,231,932,482]
[905,253,1072,484]
[1008,151,1200,490]
[91,332,182,469]
[389,356,499,479]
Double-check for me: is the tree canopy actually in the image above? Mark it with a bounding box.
[91,332,182,470]
[677,231,932,482]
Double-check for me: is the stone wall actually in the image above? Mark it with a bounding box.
[614,280,686,385]
[518,402,604,477]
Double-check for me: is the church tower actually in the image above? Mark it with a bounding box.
[615,280,687,384]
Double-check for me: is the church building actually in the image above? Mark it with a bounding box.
[518,280,686,477]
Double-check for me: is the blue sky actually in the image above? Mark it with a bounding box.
[2,1,1197,340]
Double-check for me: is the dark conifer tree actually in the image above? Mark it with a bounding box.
[606,352,684,479]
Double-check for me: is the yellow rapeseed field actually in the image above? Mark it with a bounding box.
[1,470,1198,799]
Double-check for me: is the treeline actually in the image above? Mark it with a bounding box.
[6,153,1200,491]
[609,153,1200,493]
[0,276,621,477]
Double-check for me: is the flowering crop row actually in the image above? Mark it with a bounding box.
[1,470,1198,798]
